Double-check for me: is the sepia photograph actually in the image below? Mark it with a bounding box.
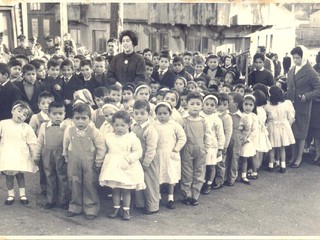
[0,1,320,239]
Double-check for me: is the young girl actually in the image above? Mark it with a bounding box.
[187,81,197,92]
[163,90,183,126]
[239,94,259,184]
[134,84,156,120]
[249,90,272,179]
[178,89,190,118]
[0,101,38,205]
[92,87,109,129]
[200,95,225,193]
[153,102,186,209]
[174,77,187,93]
[100,98,119,137]
[99,111,145,220]
[265,86,295,173]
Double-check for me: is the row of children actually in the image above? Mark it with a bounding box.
[0,58,295,220]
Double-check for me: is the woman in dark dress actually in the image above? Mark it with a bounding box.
[286,46,320,167]
[107,30,146,86]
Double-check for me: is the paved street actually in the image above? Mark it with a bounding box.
[0,159,319,238]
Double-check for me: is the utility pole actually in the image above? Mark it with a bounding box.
[60,2,68,50]
[110,3,123,41]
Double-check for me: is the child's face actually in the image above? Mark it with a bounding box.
[47,66,60,79]
[183,55,192,67]
[133,108,149,125]
[228,98,238,113]
[109,90,122,103]
[112,118,129,136]
[37,65,46,80]
[197,81,206,87]
[94,97,105,109]
[222,86,232,94]
[102,107,116,123]
[10,66,22,78]
[24,70,37,84]
[187,98,202,116]
[159,57,170,70]
[73,112,90,130]
[80,65,92,79]
[49,107,65,125]
[224,73,234,85]
[225,57,232,66]
[153,56,160,66]
[136,88,150,101]
[144,51,152,61]
[180,95,188,110]
[172,61,184,73]
[218,100,229,112]
[38,97,54,115]
[243,99,255,113]
[93,61,105,74]
[187,83,197,92]
[73,58,81,70]
[12,106,29,123]
[150,83,160,96]
[207,58,219,70]
[254,58,264,70]
[195,64,204,74]
[61,65,73,79]
[203,99,217,115]
[0,72,8,83]
[122,90,134,101]
[235,87,245,96]
[174,79,185,93]
[164,92,177,108]
[156,106,171,124]
[156,94,164,103]
[123,99,134,116]
[145,66,153,78]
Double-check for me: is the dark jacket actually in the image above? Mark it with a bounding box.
[151,69,176,88]
[248,69,274,87]
[203,66,226,79]
[0,81,21,120]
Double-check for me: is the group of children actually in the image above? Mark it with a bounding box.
[0,49,296,221]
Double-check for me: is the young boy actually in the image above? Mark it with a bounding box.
[179,89,190,118]
[80,59,99,96]
[151,53,176,88]
[225,92,243,186]
[93,56,113,88]
[8,58,23,83]
[145,59,155,84]
[143,48,153,61]
[131,100,159,214]
[73,54,86,77]
[92,86,109,129]
[213,93,233,189]
[234,84,246,96]
[122,83,135,102]
[150,80,161,100]
[172,56,193,82]
[30,59,47,86]
[0,63,21,120]
[63,103,106,220]
[152,52,160,72]
[108,84,122,109]
[14,64,47,114]
[203,54,226,81]
[180,92,212,206]
[34,101,69,209]
[193,57,210,86]
[183,51,195,76]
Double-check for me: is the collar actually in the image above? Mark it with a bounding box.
[83,77,92,81]
[23,80,35,86]
[40,111,50,121]
[1,80,10,86]
[64,76,72,82]
[257,67,264,71]
[158,68,168,74]
[194,72,202,78]
[76,126,89,132]
[47,120,61,127]
[134,119,150,129]
[228,110,242,117]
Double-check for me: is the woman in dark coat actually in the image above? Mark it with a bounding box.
[286,46,320,167]
[107,30,146,86]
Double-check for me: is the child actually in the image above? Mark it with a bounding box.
[122,83,135,102]
[199,94,225,194]
[99,111,144,220]
[265,86,295,173]
[174,77,187,94]
[131,100,159,214]
[193,57,210,86]
[93,56,112,87]
[154,102,186,209]
[145,59,156,84]
[134,84,156,119]
[225,93,243,186]
[80,59,99,96]
[195,77,207,88]
[150,80,161,100]
[187,81,197,92]
[46,59,60,79]
[73,54,86,77]
[203,54,226,81]
[221,83,233,94]
[100,99,119,137]
[73,89,95,116]
[8,58,23,82]
[172,56,193,82]
[180,92,212,205]
[250,90,271,178]
[152,52,160,71]
[34,101,69,209]
[151,53,176,88]
[163,90,183,125]
[30,59,46,84]
[179,89,190,118]
[14,64,47,114]
[63,103,106,220]
[109,84,123,109]
[92,87,109,128]
[234,84,246,97]
[238,94,259,185]
[183,51,195,76]
[0,101,37,205]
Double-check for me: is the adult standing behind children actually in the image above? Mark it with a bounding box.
[248,53,274,88]
[107,30,146,86]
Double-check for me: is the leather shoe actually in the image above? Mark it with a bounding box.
[212,184,223,190]
[65,211,80,217]
[241,178,251,185]
[5,196,15,205]
[122,210,131,221]
[44,202,56,209]
[109,208,120,218]
[166,200,175,209]
[19,196,29,205]
[200,183,211,195]
[143,209,159,215]
[85,214,96,220]
[290,162,301,168]
[181,197,192,205]
[280,167,286,173]
[225,181,235,187]
[190,198,199,206]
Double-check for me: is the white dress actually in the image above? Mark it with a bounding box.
[99,132,145,190]
[265,102,296,148]
[239,112,259,157]
[0,120,38,173]
[153,120,186,184]
[255,106,272,152]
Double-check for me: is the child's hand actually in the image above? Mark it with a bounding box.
[119,159,130,170]
[64,99,71,105]
[54,84,61,91]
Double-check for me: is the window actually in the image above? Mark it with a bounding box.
[69,28,81,46]
[149,32,157,52]
[31,18,39,37]
[187,36,207,53]
[43,19,50,37]
[159,32,169,51]
[201,37,209,53]
[30,3,41,11]
[92,30,107,52]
